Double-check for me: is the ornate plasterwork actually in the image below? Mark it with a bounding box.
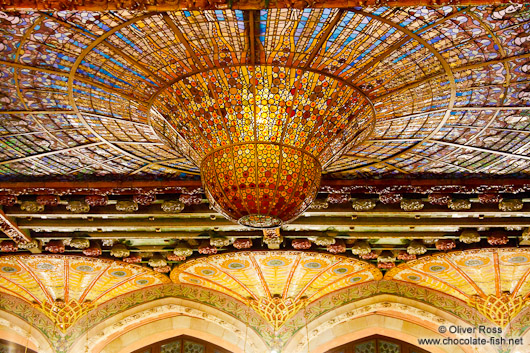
[277,279,488,345]
[385,248,530,327]
[85,304,260,353]
[171,251,381,328]
[66,283,272,352]
[0,254,170,334]
[294,301,476,353]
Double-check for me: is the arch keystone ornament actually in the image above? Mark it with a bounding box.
[151,65,375,228]
[39,299,95,333]
[249,296,308,331]
[468,293,528,328]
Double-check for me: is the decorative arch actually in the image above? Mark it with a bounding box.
[282,294,496,353]
[68,297,269,353]
[0,308,54,353]
[277,279,488,346]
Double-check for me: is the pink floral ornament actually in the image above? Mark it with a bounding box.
[45,240,65,253]
[487,234,509,246]
[133,194,156,206]
[378,262,395,269]
[478,193,502,204]
[85,195,108,207]
[379,193,402,204]
[360,251,378,260]
[0,240,18,252]
[167,254,187,262]
[397,251,416,261]
[428,193,451,206]
[292,239,311,250]
[153,265,171,273]
[198,241,217,255]
[122,254,142,263]
[36,195,60,206]
[179,194,202,206]
[326,193,350,204]
[83,242,102,257]
[435,239,456,251]
[0,195,17,207]
[327,239,346,254]
[233,238,252,249]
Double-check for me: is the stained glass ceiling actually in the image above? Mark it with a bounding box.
[0,6,529,179]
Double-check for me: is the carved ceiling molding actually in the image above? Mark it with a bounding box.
[0,209,31,244]
[1,178,530,196]
[0,0,523,11]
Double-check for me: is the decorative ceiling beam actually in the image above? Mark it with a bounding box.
[17,216,530,230]
[0,209,32,243]
[2,177,530,195]
[0,142,105,166]
[27,230,458,240]
[0,0,515,11]
[6,202,530,218]
[431,140,530,161]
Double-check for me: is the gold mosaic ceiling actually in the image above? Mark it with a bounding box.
[0,6,529,178]
[171,251,381,328]
[386,248,530,327]
[0,254,170,330]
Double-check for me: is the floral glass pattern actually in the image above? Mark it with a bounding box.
[152,65,374,227]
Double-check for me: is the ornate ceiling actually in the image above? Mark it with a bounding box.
[0,6,529,178]
[171,251,381,328]
[0,4,530,353]
[386,248,530,327]
[0,254,170,331]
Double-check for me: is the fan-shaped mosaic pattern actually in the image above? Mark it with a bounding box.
[385,248,530,326]
[170,251,381,327]
[0,6,530,179]
[0,254,170,330]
